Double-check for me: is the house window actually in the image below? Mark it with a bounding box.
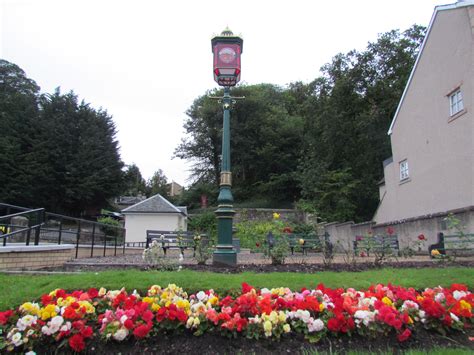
[400,160,409,181]
[449,89,463,116]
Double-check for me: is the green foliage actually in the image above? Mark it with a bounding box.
[122,164,147,196]
[176,25,426,222]
[0,59,124,215]
[188,212,217,242]
[234,220,279,250]
[146,169,169,198]
[97,216,121,237]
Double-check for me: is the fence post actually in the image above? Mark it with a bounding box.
[75,221,81,259]
[123,229,126,255]
[91,224,96,258]
[34,209,44,246]
[114,234,117,256]
[26,216,32,246]
[58,217,63,244]
[103,232,107,257]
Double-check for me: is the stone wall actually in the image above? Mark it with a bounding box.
[233,208,305,224]
[0,244,74,270]
[75,245,143,259]
[322,206,474,252]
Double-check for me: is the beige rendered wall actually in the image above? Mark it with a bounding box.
[375,7,473,224]
[124,214,184,243]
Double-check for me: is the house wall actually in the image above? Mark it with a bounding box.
[124,214,186,243]
[375,6,474,224]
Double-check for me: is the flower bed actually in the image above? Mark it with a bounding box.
[0,283,473,353]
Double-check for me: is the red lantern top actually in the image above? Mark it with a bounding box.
[211,27,243,87]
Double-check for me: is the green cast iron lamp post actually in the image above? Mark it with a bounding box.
[211,27,243,266]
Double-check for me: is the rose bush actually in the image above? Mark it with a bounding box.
[0,283,472,353]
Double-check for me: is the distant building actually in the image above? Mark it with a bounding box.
[374,1,474,225]
[168,181,183,197]
[122,194,187,243]
[115,195,146,211]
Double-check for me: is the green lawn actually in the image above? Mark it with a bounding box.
[1,267,473,310]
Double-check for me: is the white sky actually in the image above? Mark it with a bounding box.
[1,0,448,186]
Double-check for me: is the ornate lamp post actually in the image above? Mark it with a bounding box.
[211,27,243,266]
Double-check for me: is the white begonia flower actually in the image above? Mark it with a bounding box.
[401,300,419,311]
[16,315,37,331]
[10,332,23,347]
[419,310,426,323]
[354,310,375,327]
[260,288,271,295]
[193,317,200,326]
[435,293,445,303]
[450,312,460,322]
[113,328,129,341]
[307,318,324,332]
[196,291,206,302]
[25,351,37,355]
[186,317,195,328]
[60,321,72,332]
[120,315,128,324]
[453,290,467,301]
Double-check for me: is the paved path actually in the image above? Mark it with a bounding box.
[67,249,474,266]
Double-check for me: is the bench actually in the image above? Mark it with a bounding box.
[146,230,207,257]
[428,232,474,257]
[266,232,332,255]
[353,234,400,256]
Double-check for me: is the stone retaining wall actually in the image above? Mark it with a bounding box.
[0,244,74,270]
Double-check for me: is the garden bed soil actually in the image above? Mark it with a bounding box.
[53,260,474,273]
[31,327,474,354]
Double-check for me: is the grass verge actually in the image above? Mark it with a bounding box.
[0,266,473,310]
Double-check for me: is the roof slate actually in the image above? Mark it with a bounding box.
[121,194,183,214]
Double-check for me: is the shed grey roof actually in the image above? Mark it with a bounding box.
[121,194,185,215]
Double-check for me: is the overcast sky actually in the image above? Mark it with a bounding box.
[1,0,448,186]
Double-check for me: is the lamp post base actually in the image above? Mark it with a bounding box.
[213,247,237,267]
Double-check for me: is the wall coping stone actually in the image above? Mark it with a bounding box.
[0,244,74,253]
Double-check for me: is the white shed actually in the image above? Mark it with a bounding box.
[122,194,187,243]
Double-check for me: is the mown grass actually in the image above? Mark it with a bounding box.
[0,267,473,310]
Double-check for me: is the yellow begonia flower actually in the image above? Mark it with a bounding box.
[273,212,280,220]
[20,302,40,316]
[278,311,286,323]
[142,297,155,305]
[431,249,440,256]
[151,303,161,312]
[39,304,58,320]
[263,320,272,333]
[78,301,95,314]
[207,296,218,306]
[408,316,414,324]
[269,311,278,324]
[382,297,393,306]
[98,287,107,297]
[460,300,472,312]
[283,324,291,333]
[319,303,325,312]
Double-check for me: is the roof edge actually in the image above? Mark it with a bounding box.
[388,1,474,135]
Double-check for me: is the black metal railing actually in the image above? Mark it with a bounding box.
[0,203,126,258]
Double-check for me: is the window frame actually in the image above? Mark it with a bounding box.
[449,89,464,117]
[399,160,409,181]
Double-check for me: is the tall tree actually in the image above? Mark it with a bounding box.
[298,25,425,221]
[0,59,40,206]
[0,59,124,215]
[146,169,169,198]
[122,164,147,196]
